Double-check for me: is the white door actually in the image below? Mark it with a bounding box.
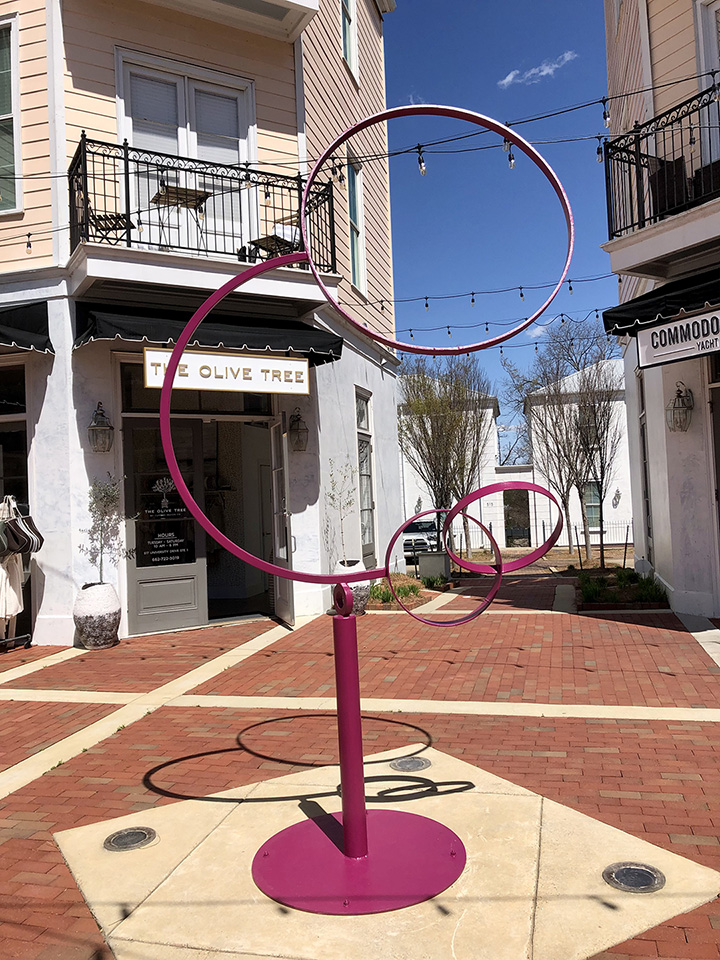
[189,83,255,253]
[270,420,294,626]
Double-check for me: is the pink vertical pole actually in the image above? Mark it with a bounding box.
[332,608,368,859]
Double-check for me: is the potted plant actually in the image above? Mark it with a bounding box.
[327,458,370,615]
[74,474,132,650]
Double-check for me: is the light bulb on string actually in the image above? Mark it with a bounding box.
[380,300,384,312]
[503,138,510,152]
[25,233,32,254]
[568,280,573,295]
[595,309,600,320]
[409,329,414,340]
[425,297,429,311]
[471,292,475,306]
[447,326,452,338]
[602,98,610,128]
[508,151,516,170]
[560,314,565,324]
[535,342,538,353]
[417,145,427,176]
[596,138,604,163]
[500,346,503,355]
[137,213,143,234]
[485,323,489,333]
[519,286,524,301]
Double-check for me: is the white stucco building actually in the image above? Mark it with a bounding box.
[0,0,403,644]
[602,0,720,616]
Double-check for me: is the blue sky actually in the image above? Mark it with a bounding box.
[379,1,617,405]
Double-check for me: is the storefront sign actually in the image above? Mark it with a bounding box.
[144,349,309,394]
[638,310,720,368]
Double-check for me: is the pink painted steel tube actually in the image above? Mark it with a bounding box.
[332,611,368,860]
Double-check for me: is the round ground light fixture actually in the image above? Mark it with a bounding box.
[103,826,158,852]
[602,861,666,894]
[389,756,432,772]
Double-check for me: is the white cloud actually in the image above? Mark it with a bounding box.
[526,323,548,339]
[498,51,578,89]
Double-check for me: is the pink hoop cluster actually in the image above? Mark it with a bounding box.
[159,104,573,616]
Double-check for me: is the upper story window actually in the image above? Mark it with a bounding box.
[347,156,366,292]
[696,0,720,74]
[341,0,358,77]
[0,15,20,214]
[121,56,253,165]
[118,51,256,251]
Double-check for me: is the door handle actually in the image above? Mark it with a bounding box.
[291,536,297,553]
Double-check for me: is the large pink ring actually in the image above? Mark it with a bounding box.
[383,508,502,626]
[158,252,385,586]
[301,104,574,356]
[444,481,563,574]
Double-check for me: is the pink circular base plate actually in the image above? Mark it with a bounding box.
[252,809,466,915]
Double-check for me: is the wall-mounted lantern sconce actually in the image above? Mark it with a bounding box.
[288,407,309,452]
[665,381,694,433]
[612,488,621,508]
[88,401,115,453]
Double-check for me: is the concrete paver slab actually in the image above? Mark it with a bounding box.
[55,746,720,960]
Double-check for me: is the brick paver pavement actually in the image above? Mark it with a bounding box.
[1,585,720,959]
[191,610,720,708]
[0,702,118,774]
[0,621,272,693]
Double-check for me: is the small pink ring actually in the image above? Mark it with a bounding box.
[383,508,502,626]
[333,583,354,616]
[301,104,574,356]
[445,482,563,574]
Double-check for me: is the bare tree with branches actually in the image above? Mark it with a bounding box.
[502,318,621,559]
[575,360,623,568]
[399,355,495,557]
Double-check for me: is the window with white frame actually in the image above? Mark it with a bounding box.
[0,16,19,214]
[119,52,255,251]
[583,482,601,529]
[341,0,358,76]
[696,0,720,74]
[347,156,365,291]
[356,392,375,564]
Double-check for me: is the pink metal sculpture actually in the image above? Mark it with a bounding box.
[159,104,573,916]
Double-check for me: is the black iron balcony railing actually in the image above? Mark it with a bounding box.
[605,84,720,239]
[68,133,336,272]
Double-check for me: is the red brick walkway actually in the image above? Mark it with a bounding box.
[2,709,720,958]
[0,702,118,774]
[0,621,272,693]
[191,611,720,708]
[2,590,720,959]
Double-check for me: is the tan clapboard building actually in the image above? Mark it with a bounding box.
[0,0,403,643]
[602,0,720,615]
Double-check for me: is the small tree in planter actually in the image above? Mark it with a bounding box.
[74,474,132,650]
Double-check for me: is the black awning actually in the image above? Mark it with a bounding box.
[603,270,720,335]
[0,302,53,353]
[73,309,343,366]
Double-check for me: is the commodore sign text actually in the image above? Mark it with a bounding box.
[638,310,720,368]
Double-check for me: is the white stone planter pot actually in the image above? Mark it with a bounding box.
[334,559,370,615]
[73,582,121,650]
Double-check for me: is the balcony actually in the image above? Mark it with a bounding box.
[603,85,720,278]
[68,135,336,274]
